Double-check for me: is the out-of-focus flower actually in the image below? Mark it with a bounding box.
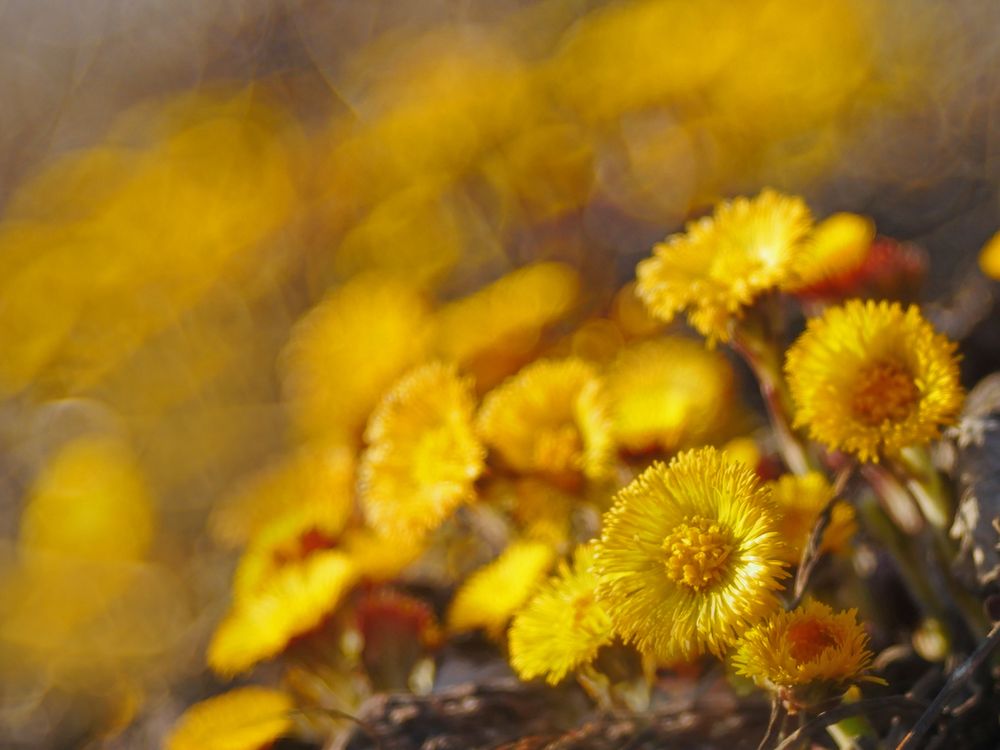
[548,0,742,122]
[605,337,735,454]
[340,528,425,583]
[0,90,297,396]
[732,600,877,701]
[208,511,356,676]
[359,362,484,539]
[595,448,787,661]
[636,190,813,341]
[432,263,580,390]
[610,281,665,340]
[281,274,432,445]
[768,472,857,565]
[208,556,355,676]
[509,542,614,685]
[978,229,1000,280]
[477,358,614,484]
[721,436,762,473]
[787,212,875,292]
[322,30,536,207]
[165,686,293,750]
[480,122,595,222]
[209,444,355,549]
[19,435,153,564]
[792,233,927,302]
[447,540,556,637]
[333,179,479,287]
[785,300,964,461]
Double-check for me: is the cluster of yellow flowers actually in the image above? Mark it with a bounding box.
[165,183,981,750]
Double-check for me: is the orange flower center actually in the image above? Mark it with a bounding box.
[787,618,838,662]
[571,591,595,626]
[273,528,337,567]
[850,361,919,426]
[662,516,734,591]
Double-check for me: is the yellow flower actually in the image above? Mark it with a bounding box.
[165,686,293,750]
[432,262,580,389]
[340,527,425,582]
[785,300,964,462]
[209,443,355,549]
[359,362,485,539]
[477,357,614,483]
[721,436,761,472]
[208,512,357,676]
[19,435,153,564]
[979,229,1000,281]
[605,338,735,453]
[787,212,875,292]
[447,540,556,637]
[281,273,432,445]
[733,600,877,698]
[636,190,812,341]
[769,472,857,565]
[208,553,355,676]
[509,542,614,685]
[595,448,787,661]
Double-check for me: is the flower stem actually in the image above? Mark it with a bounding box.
[730,325,814,475]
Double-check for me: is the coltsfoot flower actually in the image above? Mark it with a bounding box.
[208,550,356,676]
[509,542,614,685]
[595,448,788,661]
[733,599,877,704]
[477,357,614,483]
[786,212,874,293]
[636,189,812,342]
[359,362,485,539]
[785,300,964,462]
[447,539,556,637]
[769,472,857,565]
[281,273,432,444]
[604,337,736,454]
[209,443,355,549]
[432,262,580,387]
[166,687,293,750]
[208,510,358,676]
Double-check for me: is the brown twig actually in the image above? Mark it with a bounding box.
[896,621,1000,750]
[789,464,855,609]
[771,696,926,750]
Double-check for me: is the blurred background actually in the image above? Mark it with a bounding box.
[0,0,998,747]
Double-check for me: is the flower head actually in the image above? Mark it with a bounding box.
[447,539,556,637]
[595,448,787,661]
[208,511,357,676]
[605,337,735,453]
[281,273,432,444]
[209,444,355,549]
[636,190,812,341]
[979,230,1000,281]
[432,262,580,389]
[477,357,614,483]
[769,472,857,565]
[509,542,614,685]
[165,687,293,750]
[733,600,877,702]
[359,362,485,539]
[786,212,874,294]
[785,300,964,462]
